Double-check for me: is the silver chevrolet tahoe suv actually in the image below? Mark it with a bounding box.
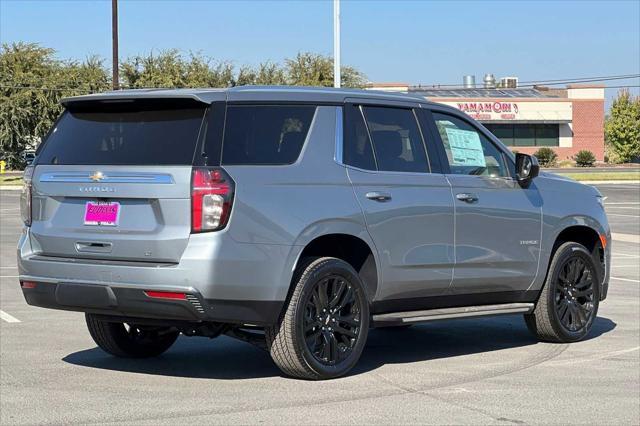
[18,86,611,380]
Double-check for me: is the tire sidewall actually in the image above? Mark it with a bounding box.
[293,259,370,379]
[546,243,600,342]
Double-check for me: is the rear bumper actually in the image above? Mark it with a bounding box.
[21,281,284,325]
[18,228,298,325]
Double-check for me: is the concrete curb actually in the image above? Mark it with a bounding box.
[0,186,22,191]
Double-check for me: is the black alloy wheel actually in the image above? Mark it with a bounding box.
[555,257,596,332]
[302,274,362,365]
[266,257,370,380]
[524,241,600,343]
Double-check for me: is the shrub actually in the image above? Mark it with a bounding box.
[534,147,558,167]
[574,150,596,167]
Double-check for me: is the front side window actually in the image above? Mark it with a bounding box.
[222,105,316,165]
[361,106,429,173]
[432,112,509,178]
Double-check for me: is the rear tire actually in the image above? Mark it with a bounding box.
[85,314,179,358]
[266,257,370,380]
[525,242,600,343]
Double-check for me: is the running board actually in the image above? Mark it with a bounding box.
[372,303,535,327]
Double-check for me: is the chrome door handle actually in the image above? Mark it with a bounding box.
[456,193,479,203]
[366,191,392,202]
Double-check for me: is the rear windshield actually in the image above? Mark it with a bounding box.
[38,106,205,165]
[221,105,316,165]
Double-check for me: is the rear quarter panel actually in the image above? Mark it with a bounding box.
[222,106,376,299]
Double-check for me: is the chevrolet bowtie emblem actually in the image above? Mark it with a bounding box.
[89,171,106,182]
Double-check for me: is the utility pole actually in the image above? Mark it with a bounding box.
[112,0,119,90]
[333,0,340,88]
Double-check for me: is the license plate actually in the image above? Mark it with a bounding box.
[84,201,120,226]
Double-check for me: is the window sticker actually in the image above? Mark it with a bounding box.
[444,127,486,167]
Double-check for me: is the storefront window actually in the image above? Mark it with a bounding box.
[485,123,559,147]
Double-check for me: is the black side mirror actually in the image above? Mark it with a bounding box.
[515,153,539,186]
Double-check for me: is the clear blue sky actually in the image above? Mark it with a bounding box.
[2,0,639,107]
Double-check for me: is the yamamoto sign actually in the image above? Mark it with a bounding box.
[431,100,573,122]
[456,102,518,120]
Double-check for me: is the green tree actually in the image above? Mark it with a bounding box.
[605,89,640,163]
[285,52,367,88]
[0,43,110,169]
[120,50,234,89]
[235,61,287,86]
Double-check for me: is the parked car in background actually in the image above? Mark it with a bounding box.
[18,87,611,379]
[22,150,36,166]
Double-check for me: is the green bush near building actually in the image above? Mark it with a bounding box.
[574,150,596,167]
[534,147,558,167]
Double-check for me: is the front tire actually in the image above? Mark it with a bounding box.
[266,257,370,380]
[85,314,179,358]
[525,242,600,342]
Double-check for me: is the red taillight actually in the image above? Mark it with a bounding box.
[191,168,234,233]
[144,291,187,300]
[20,166,34,227]
[20,281,37,289]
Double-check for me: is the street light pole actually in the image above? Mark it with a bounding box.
[112,0,119,90]
[333,0,340,88]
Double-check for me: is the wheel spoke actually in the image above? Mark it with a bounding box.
[574,288,593,297]
[575,304,586,326]
[337,314,358,327]
[320,333,331,360]
[310,288,323,313]
[559,301,570,325]
[317,279,329,308]
[334,325,357,338]
[305,321,321,334]
[336,286,353,311]
[329,334,339,363]
[329,280,346,309]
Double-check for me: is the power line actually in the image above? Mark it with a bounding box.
[415,74,640,88]
[1,83,639,93]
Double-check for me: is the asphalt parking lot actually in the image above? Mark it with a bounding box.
[1,184,638,425]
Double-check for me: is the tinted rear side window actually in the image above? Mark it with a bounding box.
[343,104,376,170]
[361,106,429,173]
[222,105,316,165]
[38,107,206,165]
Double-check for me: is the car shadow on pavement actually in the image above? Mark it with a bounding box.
[353,315,616,375]
[62,315,616,380]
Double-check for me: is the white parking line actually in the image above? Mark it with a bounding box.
[0,266,17,269]
[612,233,640,244]
[0,275,19,278]
[610,276,640,283]
[0,310,20,323]
[607,213,640,218]
[606,202,640,205]
[546,346,640,366]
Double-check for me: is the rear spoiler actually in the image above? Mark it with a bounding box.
[61,90,225,108]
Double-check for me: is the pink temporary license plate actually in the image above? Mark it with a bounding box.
[84,201,121,226]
